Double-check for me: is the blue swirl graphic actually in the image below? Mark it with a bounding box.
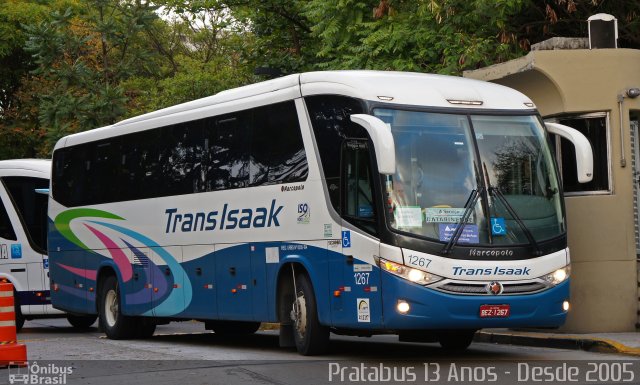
[90,221,193,316]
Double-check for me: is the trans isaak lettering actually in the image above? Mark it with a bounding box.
[165,199,283,233]
[452,266,531,276]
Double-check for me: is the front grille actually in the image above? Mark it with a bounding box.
[437,282,486,294]
[502,282,547,294]
[436,281,548,295]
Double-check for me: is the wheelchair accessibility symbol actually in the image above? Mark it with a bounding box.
[491,217,507,236]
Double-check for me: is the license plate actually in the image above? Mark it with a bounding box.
[479,304,510,318]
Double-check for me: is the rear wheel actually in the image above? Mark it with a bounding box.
[134,317,156,339]
[98,275,136,339]
[438,330,476,351]
[291,273,329,355]
[67,314,97,329]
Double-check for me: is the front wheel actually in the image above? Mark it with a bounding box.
[14,294,25,332]
[98,275,136,339]
[67,314,98,329]
[291,273,329,355]
[438,330,476,351]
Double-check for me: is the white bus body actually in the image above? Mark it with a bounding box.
[48,71,592,354]
[0,160,61,328]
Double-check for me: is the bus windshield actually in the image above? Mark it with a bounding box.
[374,108,565,247]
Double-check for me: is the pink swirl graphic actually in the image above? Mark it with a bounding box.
[84,223,133,282]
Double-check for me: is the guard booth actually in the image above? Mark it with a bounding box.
[464,33,640,333]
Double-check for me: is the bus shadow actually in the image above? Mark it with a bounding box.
[148,331,517,361]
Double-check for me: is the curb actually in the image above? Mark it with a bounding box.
[475,331,640,356]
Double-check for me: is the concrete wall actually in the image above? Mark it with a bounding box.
[465,49,640,332]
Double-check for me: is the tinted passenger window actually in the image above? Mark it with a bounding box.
[86,141,119,204]
[3,177,48,252]
[159,121,206,196]
[251,102,308,186]
[52,100,308,207]
[206,111,250,190]
[0,196,16,241]
[305,95,366,213]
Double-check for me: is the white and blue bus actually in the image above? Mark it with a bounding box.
[48,71,593,355]
[0,159,97,330]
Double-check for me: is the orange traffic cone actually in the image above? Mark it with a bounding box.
[0,283,27,367]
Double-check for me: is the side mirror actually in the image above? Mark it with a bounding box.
[545,122,594,183]
[350,114,396,174]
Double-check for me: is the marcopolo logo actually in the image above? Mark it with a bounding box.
[469,248,514,257]
[281,184,304,192]
[8,362,73,384]
[165,199,284,234]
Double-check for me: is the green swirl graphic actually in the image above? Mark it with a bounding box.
[54,208,124,249]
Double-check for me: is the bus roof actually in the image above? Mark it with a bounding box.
[53,71,535,150]
[0,159,51,177]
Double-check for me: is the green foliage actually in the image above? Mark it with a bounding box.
[305,0,529,73]
[123,53,252,115]
[125,0,255,112]
[23,1,163,151]
[0,0,81,158]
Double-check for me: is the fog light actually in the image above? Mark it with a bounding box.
[397,300,410,314]
[562,300,570,312]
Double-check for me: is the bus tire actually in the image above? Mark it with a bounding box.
[208,320,260,335]
[438,330,475,351]
[14,295,25,332]
[291,273,329,355]
[67,314,97,329]
[134,318,156,339]
[98,275,136,339]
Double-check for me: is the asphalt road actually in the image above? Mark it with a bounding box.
[0,318,637,385]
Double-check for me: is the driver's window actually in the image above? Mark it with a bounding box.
[342,140,377,235]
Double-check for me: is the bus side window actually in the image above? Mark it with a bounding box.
[342,140,377,236]
[0,194,17,241]
[207,112,250,190]
[3,177,49,253]
[250,101,308,186]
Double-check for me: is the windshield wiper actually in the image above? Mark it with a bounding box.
[482,163,542,256]
[441,187,483,255]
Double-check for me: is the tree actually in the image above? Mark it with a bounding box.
[303,0,640,74]
[124,0,255,114]
[23,0,165,151]
[0,0,78,158]
[305,0,530,73]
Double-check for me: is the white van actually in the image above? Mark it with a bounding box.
[0,159,95,329]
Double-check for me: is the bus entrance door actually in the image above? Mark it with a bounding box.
[331,229,383,328]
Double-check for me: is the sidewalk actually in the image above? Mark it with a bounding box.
[475,329,640,356]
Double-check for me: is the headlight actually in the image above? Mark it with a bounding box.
[379,258,443,285]
[540,265,571,285]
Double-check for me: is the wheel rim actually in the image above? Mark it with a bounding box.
[291,291,307,338]
[104,289,118,327]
